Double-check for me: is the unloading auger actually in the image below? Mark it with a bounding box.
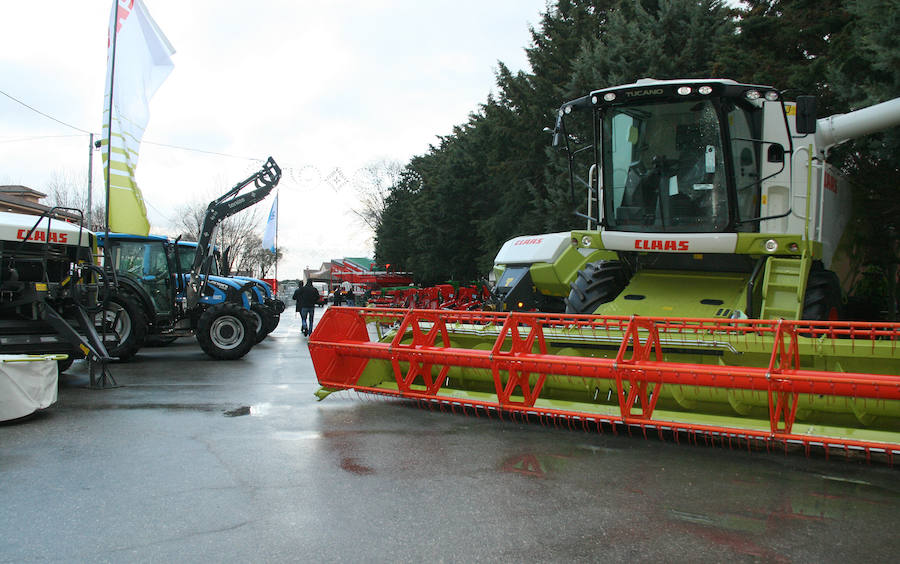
[310,79,900,461]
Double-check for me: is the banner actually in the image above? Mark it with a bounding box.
[261,193,277,252]
[102,0,175,235]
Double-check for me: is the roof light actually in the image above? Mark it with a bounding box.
[677,86,692,96]
[765,90,780,101]
[698,85,713,95]
[745,90,761,101]
[591,95,599,104]
[603,92,616,102]
[764,239,778,252]
[564,105,572,114]
[581,235,592,247]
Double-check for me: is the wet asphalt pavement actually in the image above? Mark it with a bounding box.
[2,308,899,563]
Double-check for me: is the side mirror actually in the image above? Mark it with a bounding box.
[549,112,564,147]
[795,96,817,134]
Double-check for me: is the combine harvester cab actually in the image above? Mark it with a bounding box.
[310,80,900,461]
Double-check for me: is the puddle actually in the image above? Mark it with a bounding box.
[223,403,280,417]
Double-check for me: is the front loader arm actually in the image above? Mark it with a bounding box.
[187,157,281,308]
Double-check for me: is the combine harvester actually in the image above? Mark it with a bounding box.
[310,79,900,461]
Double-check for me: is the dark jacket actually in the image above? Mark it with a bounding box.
[298,284,320,309]
[292,287,302,312]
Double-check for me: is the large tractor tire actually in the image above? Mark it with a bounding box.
[94,292,148,361]
[802,263,843,321]
[565,260,631,315]
[250,303,276,344]
[196,303,256,360]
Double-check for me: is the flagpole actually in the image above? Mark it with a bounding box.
[105,3,119,243]
[274,191,279,293]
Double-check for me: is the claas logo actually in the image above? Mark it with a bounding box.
[17,229,69,244]
[634,239,689,251]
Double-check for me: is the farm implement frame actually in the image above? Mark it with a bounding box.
[310,307,900,463]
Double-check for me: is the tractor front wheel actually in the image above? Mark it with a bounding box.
[565,260,631,315]
[196,303,256,360]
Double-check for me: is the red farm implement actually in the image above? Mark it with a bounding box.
[309,307,900,462]
[368,283,491,310]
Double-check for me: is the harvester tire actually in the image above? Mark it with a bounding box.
[802,263,843,321]
[94,292,148,361]
[565,260,630,315]
[196,303,256,360]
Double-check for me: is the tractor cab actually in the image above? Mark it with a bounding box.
[101,234,176,319]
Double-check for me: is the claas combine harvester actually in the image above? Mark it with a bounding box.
[310,78,900,461]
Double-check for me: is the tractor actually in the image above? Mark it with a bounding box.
[97,157,281,360]
[175,239,284,342]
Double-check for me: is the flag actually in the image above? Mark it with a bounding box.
[261,193,277,252]
[102,0,175,235]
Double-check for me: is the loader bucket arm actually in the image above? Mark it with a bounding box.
[187,157,281,308]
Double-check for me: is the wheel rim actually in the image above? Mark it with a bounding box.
[209,315,245,350]
[95,304,132,345]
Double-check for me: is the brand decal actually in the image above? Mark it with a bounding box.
[17,229,69,244]
[634,239,689,251]
[514,238,544,246]
[625,88,664,98]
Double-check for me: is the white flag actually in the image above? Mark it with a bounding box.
[102,0,175,235]
[261,194,277,252]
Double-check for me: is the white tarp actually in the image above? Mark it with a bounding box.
[0,356,58,422]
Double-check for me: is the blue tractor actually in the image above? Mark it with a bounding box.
[175,240,284,342]
[96,158,281,360]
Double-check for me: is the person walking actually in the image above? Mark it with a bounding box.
[297,280,321,336]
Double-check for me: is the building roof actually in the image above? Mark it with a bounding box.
[0,185,81,222]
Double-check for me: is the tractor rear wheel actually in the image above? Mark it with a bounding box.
[802,263,843,321]
[94,292,148,361]
[565,260,631,315]
[196,303,256,360]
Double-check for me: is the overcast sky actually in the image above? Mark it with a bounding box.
[1,0,548,278]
